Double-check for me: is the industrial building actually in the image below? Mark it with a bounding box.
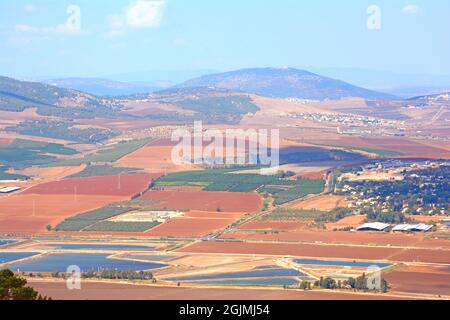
[356,222,390,232]
[392,223,433,233]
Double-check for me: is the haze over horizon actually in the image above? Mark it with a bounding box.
[1,0,450,82]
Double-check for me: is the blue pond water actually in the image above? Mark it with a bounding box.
[294,259,391,268]
[443,221,450,227]
[170,269,304,282]
[0,252,38,264]
[0,239,17,247]
[8,253,167,272]
[190,278,300,287]
[45,243,155,251]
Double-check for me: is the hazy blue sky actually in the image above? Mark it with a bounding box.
[1,0,449,79]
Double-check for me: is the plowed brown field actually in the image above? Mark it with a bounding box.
[29,280,397,300]
[118,139,198,173]
[385,265,450,296]
[22,173,158,197]
[145,217,237,237]
[221,229,450,249]
[288,195,351,211]
[0,194,126,234]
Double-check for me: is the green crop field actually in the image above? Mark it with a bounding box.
[67,165,142,178]
[271,180,325,205]
[55,206,134,232]
[0,139,79,170]
[156,168,324,204]
[50,138,152,167]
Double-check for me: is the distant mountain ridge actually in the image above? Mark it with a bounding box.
[43,78,168,97]
[175,68,396,100]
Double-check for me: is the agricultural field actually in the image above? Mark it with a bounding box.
[84,221,160,232]
[288,195,351,211]
[9,120,119,144]
[311,143,404,157]
[260,207,352,223]
[0,194,126,233]
[145,216,238,238]
[66,165,142,178]
[0,139,79,170]
[384,265,450,297]
[51,139,152,167]
[310,136,450,157]
[139,190,262,213]
[118,138,198,173]
[55,206,134,232]
[23,173,157,197]
[156,168,325,204]
[178,241,450,264]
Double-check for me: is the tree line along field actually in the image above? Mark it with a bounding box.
[156,169,325,204]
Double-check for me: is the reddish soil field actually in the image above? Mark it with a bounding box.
[118,139,198,173]
[29,280,396,300]
[145,217,237,237]
[288,195,351,211]
[297,170,328,179]
[140,190,262,213]
[179,241,450,264]
[22,173,159,197]
[384,265,450,297]
[326,215,366,230]
[0,194,126,234]
[184,211,245,219]
[222,229,450,249]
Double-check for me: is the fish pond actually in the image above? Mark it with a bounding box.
[8,253,167,272]
[188,278,301,287]
[169,268,304,282]
[0,252,39,265]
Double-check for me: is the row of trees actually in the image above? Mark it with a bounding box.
[291,273,389,293]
